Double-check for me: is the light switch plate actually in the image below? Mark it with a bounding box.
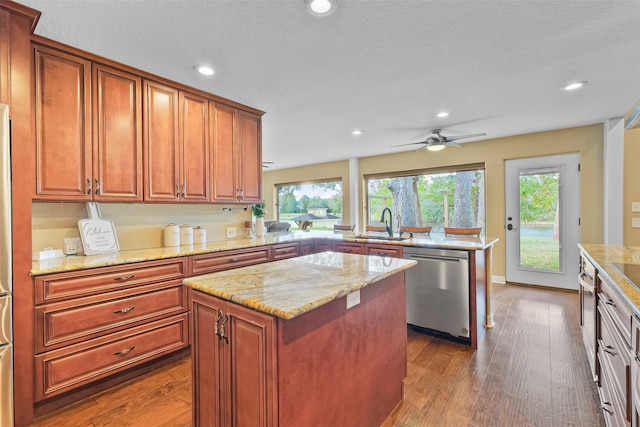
[346,290,360,309]
[633,202,640,212]
[226,227,236,238]
[633,218,640,228]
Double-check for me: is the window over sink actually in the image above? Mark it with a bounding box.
[276,179,343,231]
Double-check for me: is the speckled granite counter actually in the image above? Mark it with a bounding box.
[579,243,640,313]
[184,251,416,319]
[30,230,498,276]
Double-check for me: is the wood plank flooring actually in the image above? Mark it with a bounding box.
[29,283,604,427]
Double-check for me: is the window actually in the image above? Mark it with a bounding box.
[276,180,342,230]
[365,164,485,236]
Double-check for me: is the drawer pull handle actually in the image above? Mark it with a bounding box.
[605,298,616,307]
[229,257,241,263]
[114,346,135,356]
[601,402,614,415]
[219,314,229,343]
[376,252,389,257]
[603,346,617,356]
[114,274,135,281]
[214,309,223,336]
[114,306,135,314]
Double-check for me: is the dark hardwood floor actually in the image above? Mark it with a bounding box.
[29,283,604,427]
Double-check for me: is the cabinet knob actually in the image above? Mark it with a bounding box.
[87,178,92,195]
[95,178,100,195]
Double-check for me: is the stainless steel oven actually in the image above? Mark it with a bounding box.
[579,253,597,382]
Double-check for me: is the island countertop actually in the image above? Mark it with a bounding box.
[31,230,496,276]
[183,251,417,319]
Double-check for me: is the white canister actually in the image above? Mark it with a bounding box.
[180,224,194,245]
[194,226,206,244]
[163,223,180,247]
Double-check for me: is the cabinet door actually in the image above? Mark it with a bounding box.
[211,103,239,202]
[238,112,262,203]
[34,45,92,200]
[180,91,209,202]
[224,302,276,427]
[191,292,225,427]
[144,80,180,202]
[93,64,143,201]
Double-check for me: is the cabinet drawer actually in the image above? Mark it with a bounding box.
[272,242,299,260]
[36,282,187,353]
[188,247,271,275]
[599,305,631,422]
[35,258,187,304]
[314,240,332,253]
[600,352,630,427]
[366,243,403,258]
[299,241,314,256]
[599,275,633,348]
[332,242,365,255]
[35,313,189,401]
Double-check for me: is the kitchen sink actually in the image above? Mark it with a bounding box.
[355,234,407,241]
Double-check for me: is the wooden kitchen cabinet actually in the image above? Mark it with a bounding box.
[332,241,366,255]
[34,45,144,201]
[598,273,634,426]
[211,103,262,204]
[190,289,276,427]
[34,45,92,200]
[366,243,403,258]
[144,80,209,202]
[272,242,300,260]
[33,258,189,403]
[188,246,272,276]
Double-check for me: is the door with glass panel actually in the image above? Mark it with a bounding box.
[505,153,580,289]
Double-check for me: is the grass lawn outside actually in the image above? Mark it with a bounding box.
[519,236,560,271]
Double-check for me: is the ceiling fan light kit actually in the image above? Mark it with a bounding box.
[305,0,336,16]
[392,128,486,153]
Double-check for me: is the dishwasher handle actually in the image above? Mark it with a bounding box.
[405,254,463,263]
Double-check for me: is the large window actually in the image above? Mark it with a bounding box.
[276,180,342,230]
[365,165,485,236]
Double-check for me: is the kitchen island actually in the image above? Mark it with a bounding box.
[184,251,416,427]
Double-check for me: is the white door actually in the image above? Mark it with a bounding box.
[505,153,580,289]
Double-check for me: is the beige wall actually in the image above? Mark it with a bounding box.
[263,124,605,279]
[624,126,640,245]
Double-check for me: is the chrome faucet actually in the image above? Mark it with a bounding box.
[380,207,393,238]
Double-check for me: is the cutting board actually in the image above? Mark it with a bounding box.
[78,202,120,255]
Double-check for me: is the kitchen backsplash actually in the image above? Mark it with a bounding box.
[32,202,252,253]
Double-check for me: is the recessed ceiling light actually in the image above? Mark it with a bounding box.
[562,81,587,91]
[305,0,336,16]
[352,130,362,135]
[437,112,450,118]
[195,65,214,76]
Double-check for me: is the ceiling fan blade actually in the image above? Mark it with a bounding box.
[444,133,486,142]
[391,141,427,148]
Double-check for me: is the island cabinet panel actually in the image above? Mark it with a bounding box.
[189,271,407,426]
[93,64,143,201]
[33,259,189,406]
[34,45,92,200]
[313,239,332,253]
[631,316,640,427]
[299,240,314,256]
[190,290,276,427]
[188,247,272,276]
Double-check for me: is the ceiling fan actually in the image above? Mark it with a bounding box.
[393,129,486,152]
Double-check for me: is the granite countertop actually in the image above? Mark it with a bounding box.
[31,230,498,276]
[184,251,417,319]
[579,243,640,313]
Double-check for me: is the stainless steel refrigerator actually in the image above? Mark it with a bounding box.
[0,103,13,426]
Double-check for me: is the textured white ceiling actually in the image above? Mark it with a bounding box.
[19,0,640,170]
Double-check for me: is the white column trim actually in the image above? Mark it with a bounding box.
[603,118,624,245]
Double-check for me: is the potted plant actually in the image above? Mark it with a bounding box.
[252,203,266,237]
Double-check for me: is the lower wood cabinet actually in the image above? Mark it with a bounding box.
[33,259,189,403]
[271,242,299,260]
[190,289,276,427]
[332,241,366,255]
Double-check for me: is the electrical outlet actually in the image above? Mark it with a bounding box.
[346,290,360,309]
[226,227,237,238]
[633,202,640,212]
[63,237,83,255]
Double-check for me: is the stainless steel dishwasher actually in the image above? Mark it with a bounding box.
[403,247,470,342]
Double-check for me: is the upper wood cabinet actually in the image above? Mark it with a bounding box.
[143,80,209,202]
[34,45,143,201]
[34,45,92,200]
[211,103,262,204]
[93,64,143,201]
